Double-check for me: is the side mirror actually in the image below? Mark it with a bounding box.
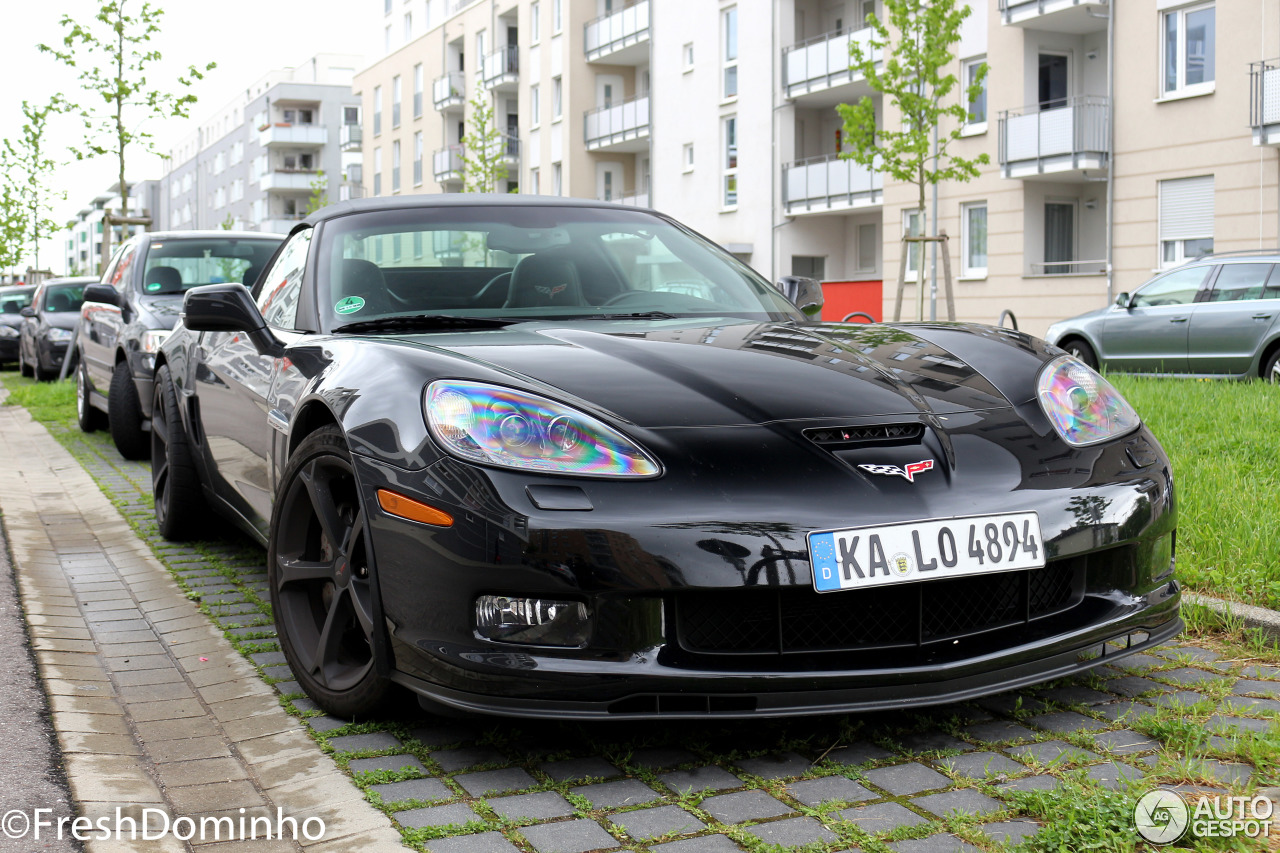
[83,284,121,307]
[182,283,282,357]
[19,306,35,318]
[776,275,824,318]
[1114,292,1131,309]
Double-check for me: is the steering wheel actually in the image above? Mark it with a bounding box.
[472,271,513,308]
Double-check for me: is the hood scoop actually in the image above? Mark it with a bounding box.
[803,423,925,450]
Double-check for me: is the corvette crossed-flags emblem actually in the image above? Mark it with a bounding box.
[857,459,935,483]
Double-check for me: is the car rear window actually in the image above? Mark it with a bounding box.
[0,289,34,315]
[42,283,86,313]
[141,238,282,294]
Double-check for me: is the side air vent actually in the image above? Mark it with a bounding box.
[803,423,924,449]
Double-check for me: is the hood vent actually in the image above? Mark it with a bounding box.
[803,423,924,450]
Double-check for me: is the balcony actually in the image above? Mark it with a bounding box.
[1029,259,1107,276]
[782,27,880,107]
[482,45,519,92]
[998,0,1108,33]
[260,170,321,193]
[433,145,464,183]
[434,71,466,111]
[584,0,649,65]
[339,123,362,152]
[782,153,882,216]
[261,214,306,234]
[599,191,649,208]
[1251,60,1280,146]
[998,96,1109,179]
[584,95,650,152]
[259,124,328,148]
[487,134,521,166]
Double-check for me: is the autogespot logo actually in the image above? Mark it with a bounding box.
[1135,789,1190,845]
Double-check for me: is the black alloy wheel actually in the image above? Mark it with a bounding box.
[151,364,206,540]
[270,426,390,717]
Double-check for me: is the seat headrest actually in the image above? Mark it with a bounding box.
[145,266,183,293]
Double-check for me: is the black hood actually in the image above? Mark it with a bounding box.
[43,311,82,331]
[0,315,21,330]
[393,320,1015,428]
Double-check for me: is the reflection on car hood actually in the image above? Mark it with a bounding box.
[396,320,1014,427]
[44,311,83,331]
[0,315,21,330]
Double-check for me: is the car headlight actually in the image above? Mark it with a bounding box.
[46,327,74,342]
[424,380,660,477]
[1037,355,1140,447]
[0,326,17,339]
[141,330,171,353]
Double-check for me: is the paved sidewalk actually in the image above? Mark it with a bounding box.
[0,397,405,852]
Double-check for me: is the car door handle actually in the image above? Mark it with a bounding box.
[1169,317,1188,323]
[1252,313,1273,320]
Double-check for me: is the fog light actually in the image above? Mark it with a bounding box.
[475,595,590,646]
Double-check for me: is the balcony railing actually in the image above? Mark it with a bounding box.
[487,134,521,163]
[782,153,882,215]
[482,45,519,90]
[433,145,464,182]
[373,111,382,136]
[584,94,650,149]
[1251,59,1280,145]
[584,0,650,63]
[998,95,1110,176]
[261,170,321,192]
[998,0,1107,27]
[434,71,465,111]
[413,91,423,119]
[599,191,650,208]
[339,123,362,152]
[447,0,480,14]
[259,124,328,148]
[782,26,879,99]
[392,101,401,128]
[413,159,423,185]
[1030,259,1107,276]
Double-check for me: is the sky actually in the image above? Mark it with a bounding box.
[1,0,379,274]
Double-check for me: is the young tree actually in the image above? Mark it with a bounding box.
[0,99,66,272]
[837,0,988,321]
[305,171,329,215]
[40,0,215,217]
[458,91,510,194]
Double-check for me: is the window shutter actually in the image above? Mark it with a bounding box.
[1160,175,1214,240]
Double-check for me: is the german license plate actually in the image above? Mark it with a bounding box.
[809,511,1045,593]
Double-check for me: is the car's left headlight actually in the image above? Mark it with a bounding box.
[0,326,18,339]
[141,330,171,353]
[425,380,660,477]
[1037,355,1140,447]
[46,327,74,342]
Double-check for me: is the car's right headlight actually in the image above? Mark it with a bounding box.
[1037,355,1140,447]
[46,327,74,342]
[0,326,17,339]
[425,380,660,478]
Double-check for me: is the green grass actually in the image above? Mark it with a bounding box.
[1,374,77,427]
[1109,375,1280,610]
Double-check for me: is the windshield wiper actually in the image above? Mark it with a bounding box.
[576,311,682,321]
[334,314,519,334]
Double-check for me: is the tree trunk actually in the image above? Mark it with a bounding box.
[915,171,926,322]
[116,8,128,219]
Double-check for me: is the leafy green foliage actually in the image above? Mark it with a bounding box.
[0,99,66,272]
[458,91,510,194]
[305,170,329,215]
[38,0,215,218]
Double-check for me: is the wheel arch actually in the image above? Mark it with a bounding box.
[1260,336,1280,380]
[287,400,342,460]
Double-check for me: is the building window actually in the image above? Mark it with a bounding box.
[531,1,540,42]
[530,84,540,127]
[962,56,987,129]
[384,24,391,54]
[384,0,391,15]
[553,0,562,33]
[722,7,738,99]
[344,106,360,125]
[683,42,694,70]
[530,167,540,194]
[392,140,401,192]
[792,256,825,279]
[552,77,562,120]
[373,86,382,135]
[413,64,423,118]
[903,209,922,277]
[404,11,412,42]
[553,163,563,195]
[413,132,423,185]
[961,202,988,278]
[392,76,402,128]
[722,116,737,207]
[1163,3,1215,96]
[856,222,877,271]
[1159,175,1214,266]
[683,142,694,172]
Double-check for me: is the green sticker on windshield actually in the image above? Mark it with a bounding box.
[334,296,365,315]
[145,282,162,292]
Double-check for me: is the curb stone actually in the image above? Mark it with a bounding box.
[1185,593,1280,644]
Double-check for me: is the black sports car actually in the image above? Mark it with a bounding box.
[155,196,1180,720]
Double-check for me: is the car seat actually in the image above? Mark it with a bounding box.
[335,259,393,316]
[504,250,585,309]
[145,266,183,294]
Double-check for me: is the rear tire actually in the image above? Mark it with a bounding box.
[33,353,55,382]
[76,360,107,432]
[152,364,207,540]
[108,361,149,460]
[1264,349,1280,384]
[1063,338,1099,370]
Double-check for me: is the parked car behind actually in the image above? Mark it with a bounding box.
[1046,252,1280,381]
[0,285,37,369]
[76,230,284,459]
[18,276,97,381]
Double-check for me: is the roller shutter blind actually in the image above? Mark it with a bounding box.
[1159,175,1215,240]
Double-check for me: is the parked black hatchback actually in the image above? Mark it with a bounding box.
[76,231,283,458]
[18,276,97,380]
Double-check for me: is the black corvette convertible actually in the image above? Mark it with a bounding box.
[155,196,1180,719]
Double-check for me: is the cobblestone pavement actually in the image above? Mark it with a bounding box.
[3,385,1279,852]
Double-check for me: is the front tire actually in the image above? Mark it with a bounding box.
[18,347,33,378]
[152,364,207,540]
[33,351,55,382]
[1063,338,1099,370]
[270,426,391,718]
[76,360,107,432]
[108,361,148,460]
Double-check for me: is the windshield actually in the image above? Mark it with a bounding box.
[142,237,281,294]
[317,206,801,331]
[42,283,86,313]
[0,288,34,315]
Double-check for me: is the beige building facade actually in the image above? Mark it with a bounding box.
[356,0,1278,338]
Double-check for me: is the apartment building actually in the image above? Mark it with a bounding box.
[160,54,364,235]
[62,181,159,275]
[357,0,1278,337]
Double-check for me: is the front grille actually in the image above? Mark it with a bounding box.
[675,559,1082,656]
[804,423,924,449]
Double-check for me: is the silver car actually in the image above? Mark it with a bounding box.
[1045,253,1280,381]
